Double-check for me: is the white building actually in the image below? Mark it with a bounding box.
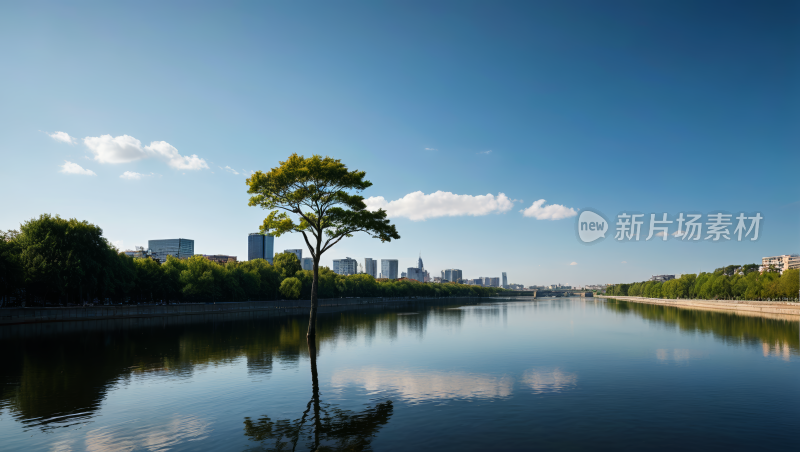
[761,255,800,273]
[332,257,358,275]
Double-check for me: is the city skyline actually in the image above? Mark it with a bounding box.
[1,2,796,286]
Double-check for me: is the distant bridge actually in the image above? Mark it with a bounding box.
[504,289,594,298]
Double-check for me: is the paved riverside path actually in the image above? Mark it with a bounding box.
[597,295,800,318]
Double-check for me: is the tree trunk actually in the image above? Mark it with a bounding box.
[308,338,321,450]
[308,257,319,338]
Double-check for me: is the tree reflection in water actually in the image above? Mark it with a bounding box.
[243,340,393,452]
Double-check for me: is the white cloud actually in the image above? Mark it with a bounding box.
[424,147,437,151]
[221,165,239,175]
[478,150,493,154]
[48,131,76,144]
[84,134,147,163]
[144,141,209,170]
[656,231,667,237]
[364,191,515,221]
[59,160,96,175]
[520,199,577,220]
[119,171,154,180]
[672,230,685,237]
[621,261,627,264]
[569,262,577,266]
[82,134,208,170]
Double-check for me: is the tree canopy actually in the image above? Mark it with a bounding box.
[247,154,401,337]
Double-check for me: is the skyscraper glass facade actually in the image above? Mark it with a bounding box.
[381,259,398,279]
[248,233,274,264]
[364,258,377,278]
[147,239,194,263]
[301,257,314,271]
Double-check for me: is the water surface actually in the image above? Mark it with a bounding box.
[1,297,798,451]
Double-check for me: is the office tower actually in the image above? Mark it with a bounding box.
[407,267,424,282]
[332,257,358,275]
[148,238,194,263]
[441,269,463,283]
[301,257,314,271]
[248,233,274,264]
[284,249,302,261]
[364,258,378,278]
[381,259,399,279]
[502,272,508,288]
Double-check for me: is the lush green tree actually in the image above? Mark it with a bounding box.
[247,154,400,338]
[133,257,163,302]
[0,230,23,306]
[273,252,302,280]
[14,214,119,305]
[280,277,302,299]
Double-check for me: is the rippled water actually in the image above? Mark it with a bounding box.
[1,298,798,451]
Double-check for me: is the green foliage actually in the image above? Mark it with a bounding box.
[273,252,301,279]
[247,154,402,335]
[607,265,799,301]
[279,277,302,299]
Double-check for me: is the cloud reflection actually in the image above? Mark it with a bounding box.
[656,349,706,362]
[331,368,514,403]
[522,368,578,394]
[331,367,580,402]
[83,415,211,452]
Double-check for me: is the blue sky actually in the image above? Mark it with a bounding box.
[0,1,797,286]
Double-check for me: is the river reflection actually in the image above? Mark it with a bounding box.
[0,298,798,451]
[604,298,799,357]
[243,341,393,452]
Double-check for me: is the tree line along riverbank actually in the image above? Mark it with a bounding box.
[0,214,506,307]
[605,266,798,302]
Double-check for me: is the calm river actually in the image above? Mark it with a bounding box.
[1,297,798,451]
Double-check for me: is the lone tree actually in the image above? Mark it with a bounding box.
[247,154,399,338]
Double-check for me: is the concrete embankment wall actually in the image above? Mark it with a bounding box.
[0,297,477,326]
[0,298,484,339]
[598,295,800,318]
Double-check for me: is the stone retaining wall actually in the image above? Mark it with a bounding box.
[598,295,800,318]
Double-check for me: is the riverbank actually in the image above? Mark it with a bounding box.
[0,297,482,326]
[598,295,800,318]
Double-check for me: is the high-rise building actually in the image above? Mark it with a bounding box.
[148,238,194,263]
[301,257,314,271]
[407,255,425,282]
[502,272,508,289]
[481,276,500,287]
[407,267,424,282]
[381,259,399,279]
[248,233,274,264]
[284,249,302,261]
[441,269,463,283]
[364,258,378,278]
[333,257,358,275]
